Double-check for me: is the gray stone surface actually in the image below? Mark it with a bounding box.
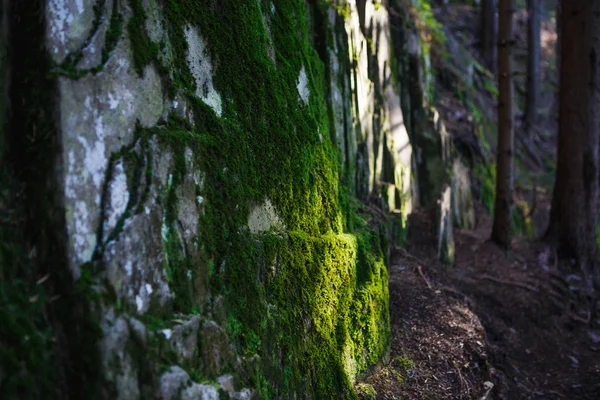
[100,308,141,400]
[103,205,173,315]
[60,38,163,277]
[170,316,202,364]
[159,366,219,400]
[437,185,455,265]
[201,320,236,376]
[46,0,97,64]
[452,158,475,230]
[77,0,113,70]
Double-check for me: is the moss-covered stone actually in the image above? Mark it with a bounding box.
[2,0,480,398]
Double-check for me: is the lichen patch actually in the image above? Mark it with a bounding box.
[184,25,223,116]
[296,65,309,104]
[247,198,285,234]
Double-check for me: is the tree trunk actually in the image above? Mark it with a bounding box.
[481,0,498,75]
[547,0,600,294]
[556,0,560,65]
[525,0,541,132]
[491,0,514,248]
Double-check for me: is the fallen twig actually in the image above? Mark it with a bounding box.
[532,389,566,399]
[476,274,539,292]
[455,365,470,396]
[418,265,433,290]
[568,308,591,324]
[439,285,474,306]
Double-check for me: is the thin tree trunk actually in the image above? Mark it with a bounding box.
[556,0,560,66]
[547,0,600,294]
[481,0,498,75]
[525,0,541,132]
[491,0,514,248]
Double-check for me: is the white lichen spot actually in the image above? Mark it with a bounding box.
[270,2,276,14]
[65,150,77,199]
[184,25,223,116]
[145,283,153,295]
[135,295,144,313]
[108,92,120,110]
[247,198,285,234]
[161,329,173,340]
[161,216,169,242]
[125,260,133,276]
[104,160,130,237]
[197,196,204,205]
[72,200,96,264]
[184,147,193,164]
[297,66,309,104]
[76,114,107,189]
[47,0,74,54]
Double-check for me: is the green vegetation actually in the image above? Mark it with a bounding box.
[412,0,446,48]
[512,199,535,238]
[0,169,60,398]
[393,355,415,371]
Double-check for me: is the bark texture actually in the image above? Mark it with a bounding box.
[547,0,600,293]
[491,0,515,248]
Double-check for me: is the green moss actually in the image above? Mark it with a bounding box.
[328,2,351,20]
[110,0,391,396]
[394,355,415,371]
[474,162,496,215]
[128,0,159,76]
[102,1,124,65]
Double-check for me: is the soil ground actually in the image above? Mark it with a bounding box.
[357,207,600,399]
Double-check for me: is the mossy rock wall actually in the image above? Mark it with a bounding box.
[0,0,473,398]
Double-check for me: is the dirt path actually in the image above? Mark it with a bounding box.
[357,208,600,399]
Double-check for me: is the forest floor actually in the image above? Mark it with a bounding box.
[356,206,600,399]
[355,2,600,398]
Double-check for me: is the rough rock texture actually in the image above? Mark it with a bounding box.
[1,0,473,398]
